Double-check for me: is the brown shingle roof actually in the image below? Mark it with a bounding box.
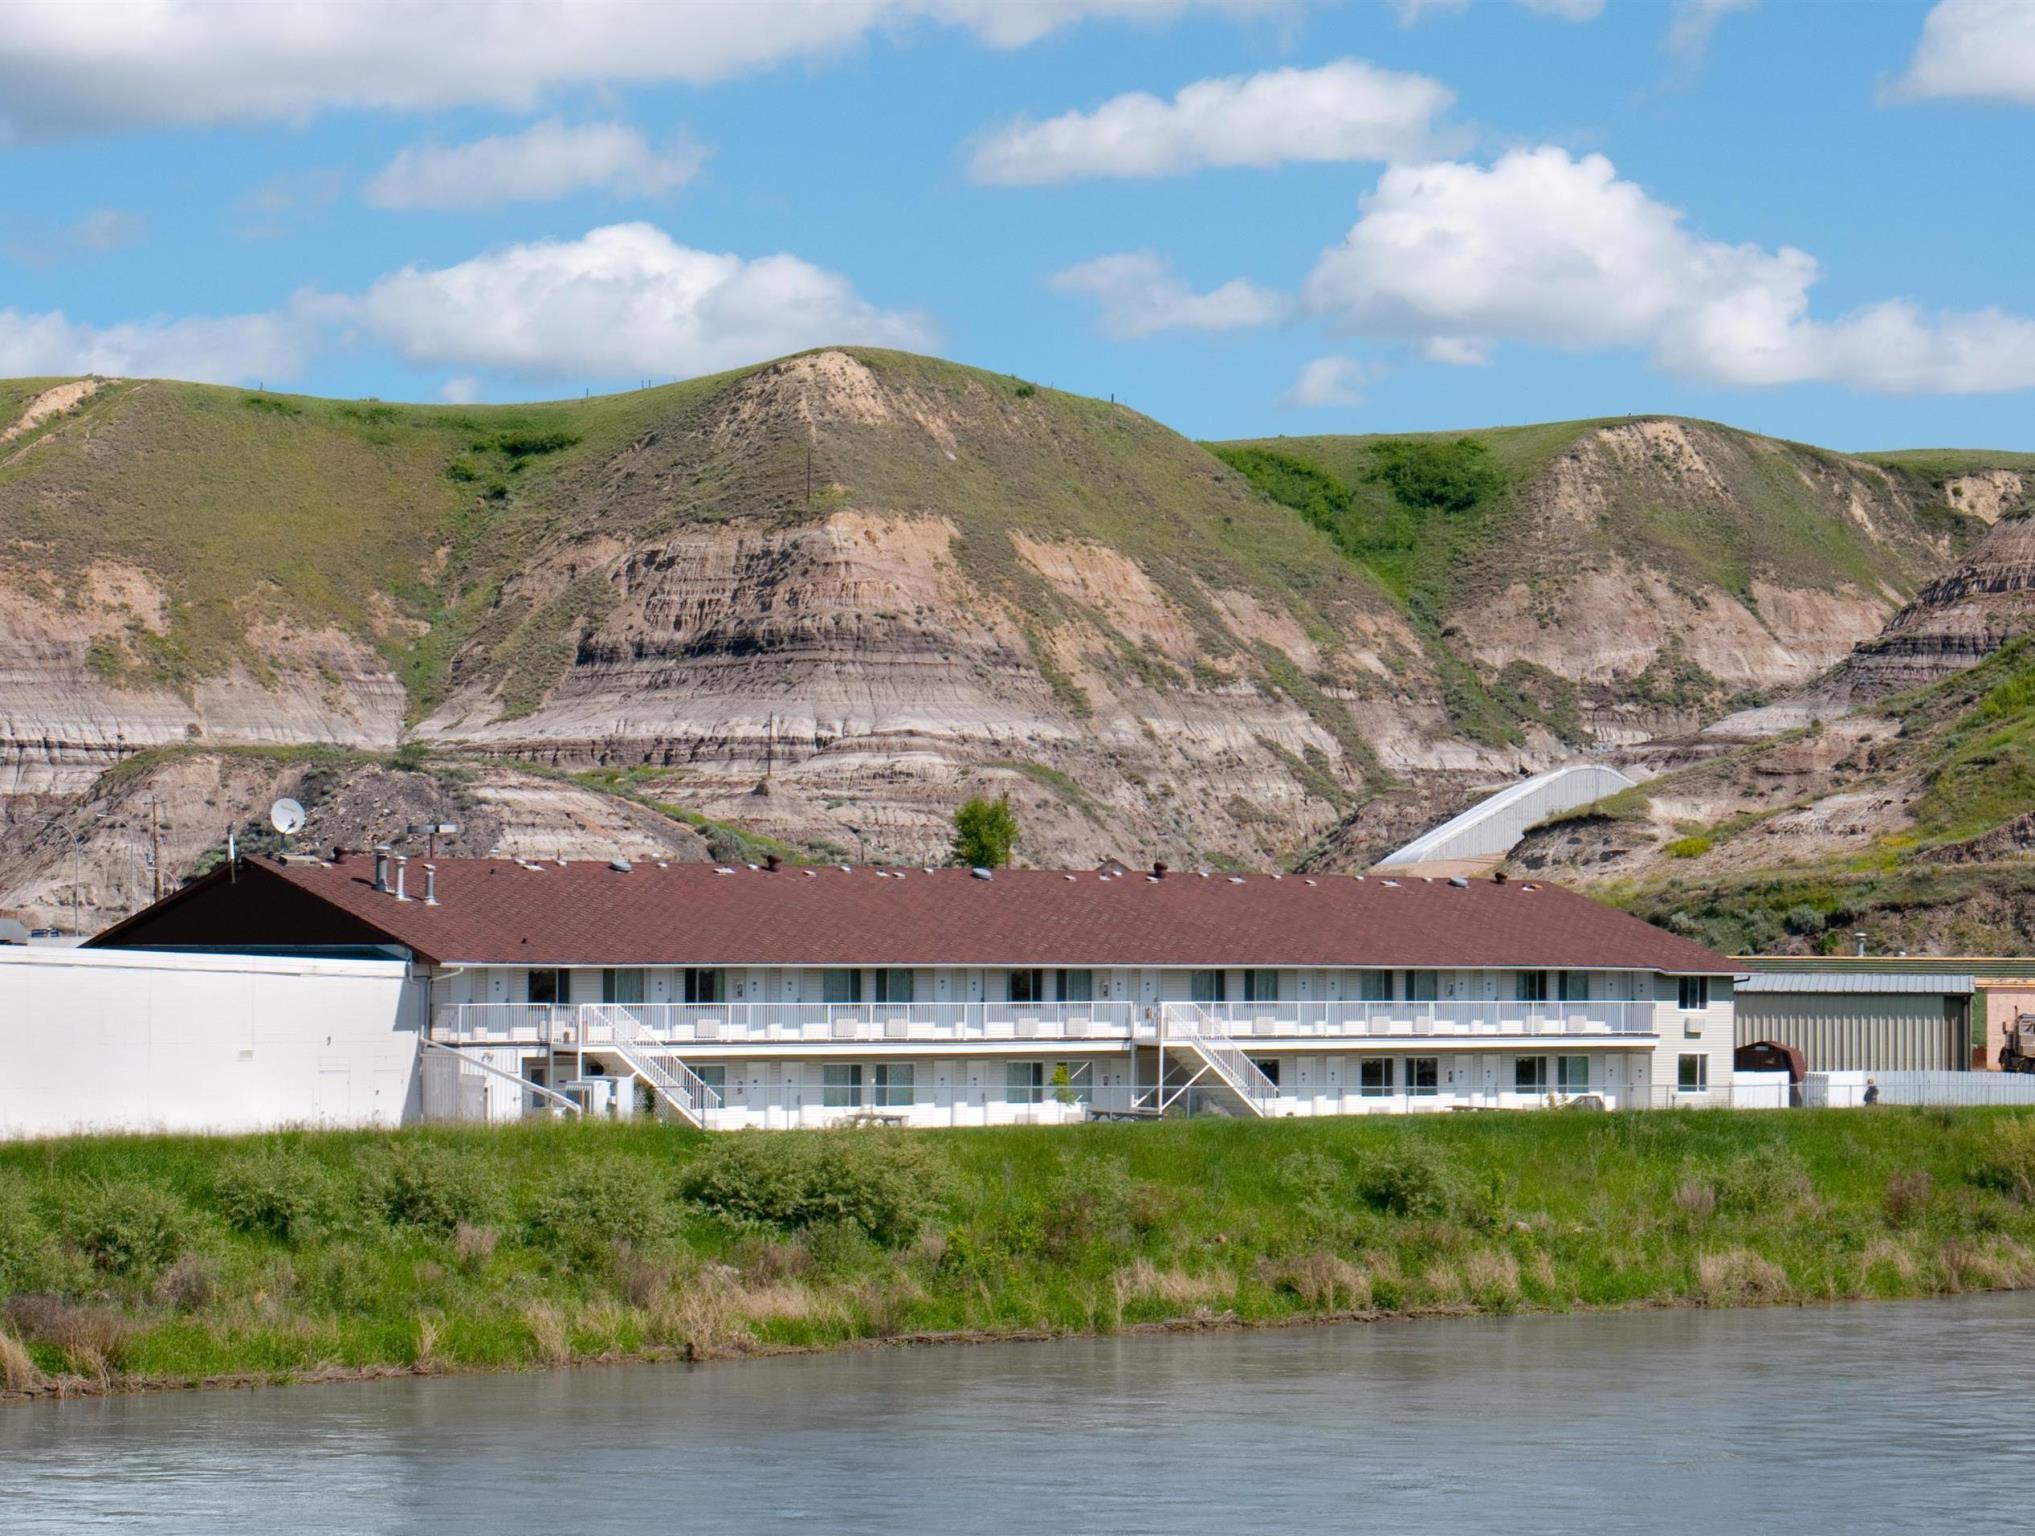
[101,856,1734,973]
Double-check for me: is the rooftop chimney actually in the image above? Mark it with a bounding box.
[1152,860,1168,879]
[372,845,391,893]
[393,855,411,902]
[765,853,783,872]
[423,864,438,906]
[1493,870,1507,884]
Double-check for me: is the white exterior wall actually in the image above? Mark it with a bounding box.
[0,949,424,1140]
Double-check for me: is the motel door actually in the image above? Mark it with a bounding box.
[933,1063,957,1124]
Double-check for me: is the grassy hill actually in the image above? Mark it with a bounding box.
[0,356,1398,721]
[1211,418,1981,623]
[9,1110,2035,1396]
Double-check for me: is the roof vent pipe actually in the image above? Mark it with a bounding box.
[1152,860,1168,879]
[393,856,411,902]
[1855,931,1867,957]
[766,854,783,872]
[372,846,391,893]
[423,864,438,906]
[1493,869,1507,885]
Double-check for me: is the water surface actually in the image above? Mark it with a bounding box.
[5,1295,2026,1533]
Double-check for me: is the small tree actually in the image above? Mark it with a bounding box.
[951,794,1019,868]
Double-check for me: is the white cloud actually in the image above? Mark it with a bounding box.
[0,307,309,383]
[440,376,483,405]
[1304,146,2035,394]
[340,223,935,378]
[970,59,1455,185]
[1049,253,1289,339]
[364,120,705,211]
[3,207,147,267]
[1286,355,1381,406]
[1665,0,1757,64]
[1891,0,2035,105]
[0,0,1288,137]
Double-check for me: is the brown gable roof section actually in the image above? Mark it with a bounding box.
[95,857,1735,973]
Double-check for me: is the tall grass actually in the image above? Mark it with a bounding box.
[5,1110,2035,1395]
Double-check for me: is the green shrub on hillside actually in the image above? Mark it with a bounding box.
[1974,1116,2035,1203]
[1365,438,1504,513]
[211,1146,336,1241]
[357,1142,503,1235]
[1712,1145,1814,1213]
[1357,1140,1492,1224]
[59,1181,190,1279]
[0,1177,60,1293]
[529,1161,673,1259]
[679,1131,949,1248]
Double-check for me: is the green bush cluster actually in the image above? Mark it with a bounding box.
[678,1130,948,1247]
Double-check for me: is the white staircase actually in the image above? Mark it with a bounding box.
[583,1004,721,1128]
[1158,1003,1280,1117]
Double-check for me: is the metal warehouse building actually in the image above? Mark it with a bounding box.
[1733,971,1974,1073]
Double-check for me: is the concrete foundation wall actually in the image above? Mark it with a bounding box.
[0,949,425,1140]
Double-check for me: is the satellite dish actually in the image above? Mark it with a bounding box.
[269,798,305,836]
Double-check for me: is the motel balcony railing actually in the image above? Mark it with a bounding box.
[429,999,1659,1048]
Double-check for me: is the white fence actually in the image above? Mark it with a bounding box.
[1808,1071,2035,1108]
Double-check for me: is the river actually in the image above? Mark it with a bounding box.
[5,1294,2029,1532]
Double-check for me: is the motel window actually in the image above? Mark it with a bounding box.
[1558,1055,1590,1093]
[1678,1054,1708,1094]
[1056,968,1094,1004]
[682,968,722,1005]
[1678,976,1710,1011]
[1558,970,1586,1003]
[1516,970,1551,1004]
[1243,969,1279,1004]
[1055,1062,1094,1105]
[695,1065,727,1100]
[527,969,563,1005]
[1406,1057,1440,1097]
[1358,1058,1394,1097]
[1190,969,1228,1003]
[823,969,862,1004]
[874,968,914,1004]
[1515,1056,1549,1093]
[872,1063,914,1108]
[602,968,645,1006]
[823,1064,864,1107]
[1250,1057,1281,1087]
[1007,1061,1045,1104]
[1404,970,1440,1002]
[1357,971,1394,1003]
[1007,968,1046,1004]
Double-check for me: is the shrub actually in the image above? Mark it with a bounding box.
[212,1146,335,1241]
[152,1252,219,1311]
[1040,1156,1141,1258]
[1883,1169,1933,1227]
[1672,1180,1719,1220]
[528,1161,672,1260]
[1712,1145,1814,1213]
[1365,437,1503,513]
[678,1131,949,1248]
[357,1141,503,1235]
[0,1176,58,1292]
[1974,1116,2035,1203]
[1784,905,1827,936]
[60,1181,191,1278]
[1359,1139,1505,1228]
[1664,835,1713,860]
[1357,1141,1479,1221]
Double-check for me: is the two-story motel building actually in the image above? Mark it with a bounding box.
[88,849,1741,1129]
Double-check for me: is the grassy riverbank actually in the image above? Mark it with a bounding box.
[9,1109,2035,1397]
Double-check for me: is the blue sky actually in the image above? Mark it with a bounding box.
[3,0,2032,449]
